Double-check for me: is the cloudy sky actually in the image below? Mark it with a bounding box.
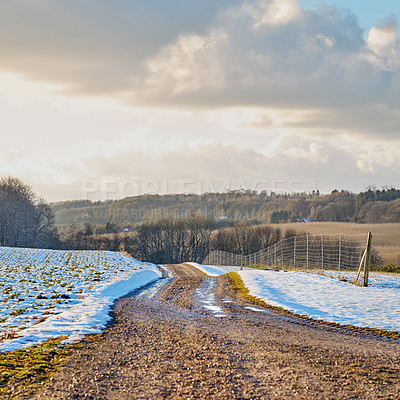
[0,0,399,201]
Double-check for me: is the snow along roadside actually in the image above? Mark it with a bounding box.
[185,262,245,276]
[239,269,400,334]
[0,268,161,352]
[187,263,400,334]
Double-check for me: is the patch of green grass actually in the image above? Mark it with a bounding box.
[0,337,74,399]
[9,309,26,317]
[227,272,269,306]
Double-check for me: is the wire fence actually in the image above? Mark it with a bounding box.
[203,233,369,274]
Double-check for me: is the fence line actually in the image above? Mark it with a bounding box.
[203,233,370,274]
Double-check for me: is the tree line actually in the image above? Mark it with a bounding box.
[52,187,400,227]
[58,216,300,264]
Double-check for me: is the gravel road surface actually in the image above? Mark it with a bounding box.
[31,264,400,399]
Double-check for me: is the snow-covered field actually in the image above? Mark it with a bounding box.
[0,247,161,352]
[190,263,400,334]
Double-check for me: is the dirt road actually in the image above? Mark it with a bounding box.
[31,264,400,399]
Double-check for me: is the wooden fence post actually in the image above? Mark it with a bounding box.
[363,232,372,287]
[356,232,372,286]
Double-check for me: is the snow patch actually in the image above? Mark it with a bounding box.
[0,247,161,352]
[238,269,400,333]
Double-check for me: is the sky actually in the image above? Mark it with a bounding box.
[0,0,399,202]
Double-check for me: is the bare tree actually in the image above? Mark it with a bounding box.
[0,177,57,248]
[185,214,214,262]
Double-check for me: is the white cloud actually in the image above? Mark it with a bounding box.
[243,0,302,28]
[349,141,400,173]
[368,26,397,54]
[262,135,328,164]
[316,33,336,48]
[144,32,228,95]
[367,18,400,70]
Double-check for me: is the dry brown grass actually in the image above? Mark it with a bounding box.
[280,222,400,266]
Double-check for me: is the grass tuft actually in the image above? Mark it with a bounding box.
[0,337,74,399]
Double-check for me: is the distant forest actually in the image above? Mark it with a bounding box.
[52,187,400,229]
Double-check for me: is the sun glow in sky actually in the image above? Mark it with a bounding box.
[0,0,399,201]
